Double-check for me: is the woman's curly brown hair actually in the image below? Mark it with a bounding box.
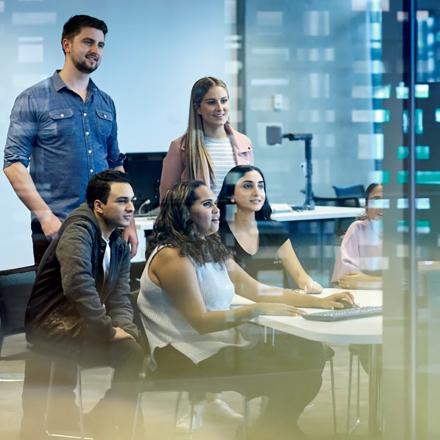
[146,181,231,265]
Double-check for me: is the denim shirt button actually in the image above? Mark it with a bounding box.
[90,169,94,173]
[88,150,92,154]
[83,112,87,117]
[85,131,90,136]
[60,113,64,118]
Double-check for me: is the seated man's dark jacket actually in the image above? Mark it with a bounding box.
[25,203,139,356]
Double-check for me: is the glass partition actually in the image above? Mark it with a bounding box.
[239,0,439,437]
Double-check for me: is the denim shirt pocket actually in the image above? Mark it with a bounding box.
[40,108,75,139]
[96,109,114,138]
[49,108,74,120]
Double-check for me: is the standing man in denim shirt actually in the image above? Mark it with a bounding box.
[3,14,138,264]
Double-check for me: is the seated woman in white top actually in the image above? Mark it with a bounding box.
[138,180,354,439]
[332,183,384,289]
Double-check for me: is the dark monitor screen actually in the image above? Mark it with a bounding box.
[123,152,166,213]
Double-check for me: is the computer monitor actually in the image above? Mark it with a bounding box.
[123,152,166,213]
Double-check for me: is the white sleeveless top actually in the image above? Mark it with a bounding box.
[137,247,251,369]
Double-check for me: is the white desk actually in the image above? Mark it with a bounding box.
[257,289,382,346]
[134,206,363,231]
[233,289,382,436]
[271,206,363,222]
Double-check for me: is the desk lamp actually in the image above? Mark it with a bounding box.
[266,125,315,210]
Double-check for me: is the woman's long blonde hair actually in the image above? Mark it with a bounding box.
[185,76,230,183]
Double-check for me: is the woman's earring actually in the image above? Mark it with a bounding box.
[230,197,235,203]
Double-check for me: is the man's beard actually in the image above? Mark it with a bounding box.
[72,56,99,74]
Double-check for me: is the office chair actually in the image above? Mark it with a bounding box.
[346,345,383,435]
[130,293,283,440]
[129,291,199,439]
[44,359,95,440]
[133,362,275,440]
[346,346,361,434]
[0,265,36,361]
[43,289,148,440]
[332,185,365,207]
[0,265,97,439]
[313,195,361,208]
[129,291,249,440]
[313,195,361,243]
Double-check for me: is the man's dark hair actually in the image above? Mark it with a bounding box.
[61,15,108,52]
[86,170,131,209]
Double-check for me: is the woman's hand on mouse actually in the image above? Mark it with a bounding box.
[316,291,355,309]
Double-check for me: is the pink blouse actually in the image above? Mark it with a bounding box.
[159,125,253,201]
[332,219,383,283]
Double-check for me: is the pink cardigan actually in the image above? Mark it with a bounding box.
[331,219,383,282]
[159,125,253,200]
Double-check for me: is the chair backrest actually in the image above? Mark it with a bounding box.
[332,185,365,208]
[129,289,150,355]
[313,196,339,207]
[313,195,360,208]
[0,266,37,345]
[332,184,365,199]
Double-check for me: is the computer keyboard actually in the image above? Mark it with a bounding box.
[303,306,383,322]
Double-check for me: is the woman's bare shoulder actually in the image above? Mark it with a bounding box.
[152,247,195,273]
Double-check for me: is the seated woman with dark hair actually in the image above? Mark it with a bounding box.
[137,180,354,439]
[332,183,384,289]
[217,164,322,293]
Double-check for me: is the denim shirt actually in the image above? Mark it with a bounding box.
[3,71,124,220]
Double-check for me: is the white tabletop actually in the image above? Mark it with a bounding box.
[233,288,382,346]
[134,205,363,231]
[134,216,156,231]
[271,206,363,222]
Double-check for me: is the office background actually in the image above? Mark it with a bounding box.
[0,0,232,269]
[0,0,380,269]
[0,1,439,437]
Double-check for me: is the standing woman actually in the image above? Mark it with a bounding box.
[217,165,323,293]
[159,77,253,200]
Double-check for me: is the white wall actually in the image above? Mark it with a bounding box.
[0,0,229,269]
